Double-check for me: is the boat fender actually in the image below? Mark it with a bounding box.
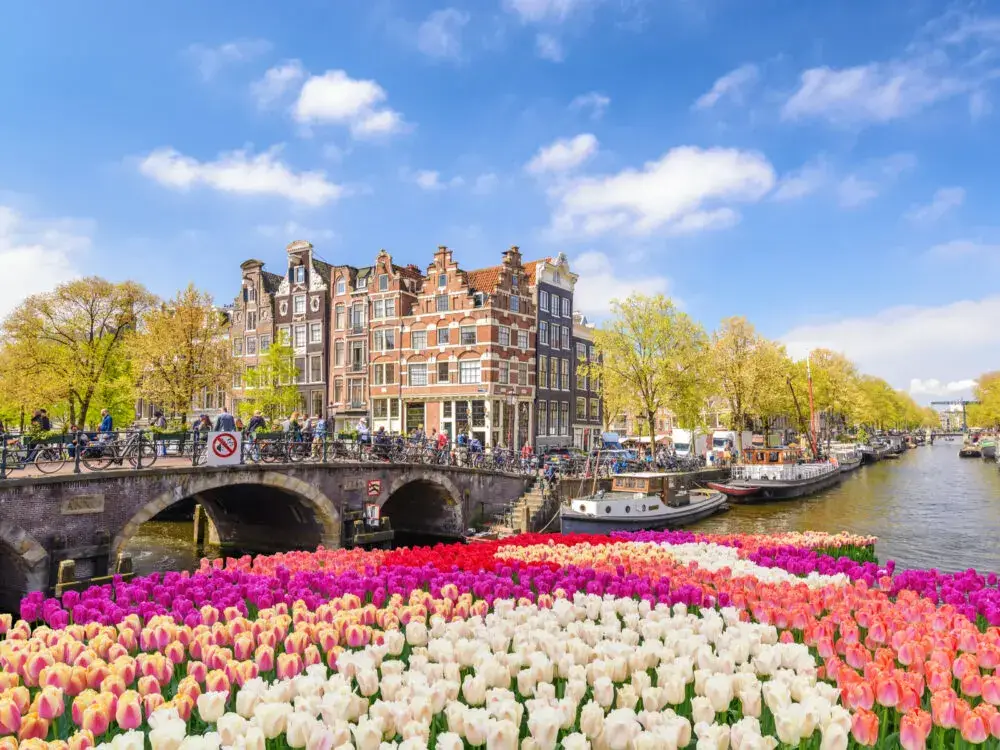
[605,505,612,514]
[640,504,646,512]
[625,505,630,513]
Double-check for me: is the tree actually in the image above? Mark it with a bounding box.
[709,317,786,453]
[237,340,300,421]
[131,284,235,424]
[753,343,796,445]
[807,349,860,444]
[0,339,66,431]
[2,277,155,427]
[590,294,707,450]
[968,372,1000,428]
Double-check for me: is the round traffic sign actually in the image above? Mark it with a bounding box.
[212,433,238,458]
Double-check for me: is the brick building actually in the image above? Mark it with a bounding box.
[328,250,423,434]
[227,258,282,417]
[529,254,578,451]
[271,241,333,418]
[572,312,602,449]
[399,246,536,448]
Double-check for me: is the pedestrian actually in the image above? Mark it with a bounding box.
[247,411,266,434]
[357,417,370,444]
[312,414,327,458]
[98,409,113,438]
[214,406,236,432]
[67,424,89,458]
[151,410,168,456]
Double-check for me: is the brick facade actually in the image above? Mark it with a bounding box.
[228,259,282,417]
[572,312,603,450]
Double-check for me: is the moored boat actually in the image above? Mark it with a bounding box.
[829,443,863,474]
[980,438,996,460]
[708,446,841,503]
[960,444,983,458]
[560,472,727,533]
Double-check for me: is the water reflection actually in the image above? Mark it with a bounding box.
[692,442,1000,572]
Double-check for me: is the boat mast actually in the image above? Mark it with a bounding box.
[806,357,819,458]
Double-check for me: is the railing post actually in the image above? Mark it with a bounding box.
[135,430,144,470]
[192,430,199,466]
[322,434,328,463]
[0,439,7,479]
[73,431,82,474]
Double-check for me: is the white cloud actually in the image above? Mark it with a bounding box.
[535,33,565,61]
[0,206,88,322]
[772,159,830,201]
[417,8,470,60]
[548,145,775,238]
[526,133,598,174]
[909,378,978,397]
[256,221,337,242]
[837,175,879,208]
[138,145,343,205]
[407,169,465,191]
[782,61,967,125]
[927,239,1000,261]
[693,64,759,109]
[781,296,1000,395]
[185,39,272,80]
[906,186,965,223]
[504,0,589,24]
[251,60,305,108]
[293,70,407,138]
[570,91,610,119]
[473,173,499,194]
[572,250,671,317]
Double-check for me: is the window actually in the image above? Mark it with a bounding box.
[374,364,396,385]
[336,278,346,295]
[443,402,452,418]
[293,295,306,315]
[334,377,343,403]
[373,399,388,419]
[350,304,365,330]
[385,298,396,317]
[233,370,242,389]
[335,304,345,330]
[539,321,548,346]
[335,341,344,366]
[539,402,547,435]
[246,285,256,303]
[391,399,399,418]
[473,292,486,308]
[412,330,427,350]
[518,331,528,350]
[561,402,570,434]
[509,295,520,313]
[539,356,548,388]
[459,360,481,384]
[590,399,599,420]
[548,401,557,435]
[310,323,322,344]
[373,300,384,319]
[551,294,559,314]
[294,357,306,384]
[562,297,571,317]
[259,334,271,353]
[437,361,450,383]
[247,311,257,331]
[374,329,396,351]
[436,294,449,312]
[498,361,509,384]
[460,326,476,345]
[349,380,364,407]
[561,326,570,350]
[357,275,369,289]
[278,326,290,344]
[294,324,307,349]
[498,327,510,347]
[518,362,528,386]
[378,274,388,291]
[589,345,595,360]
[233,338,243,356]
[576,397,587,421]
[438,273,447,288]
[310,356,322,383]
[539,290,549,311]
[350,342,365,371]
[577,342,587,359]
[549,358,558,390]
[436,327,449,345]
[512,272,519,288]
[561,359,570,391]
[246,337,257,355]
[550,324,559,348]
[577,368,586,391]
[409,363,428,386]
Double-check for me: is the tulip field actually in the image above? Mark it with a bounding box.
[6,530,1000,748]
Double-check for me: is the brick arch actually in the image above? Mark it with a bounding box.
[380,470,466,537]
[381,469,464,509]
[111,471,341,559]
[0,521,49,609]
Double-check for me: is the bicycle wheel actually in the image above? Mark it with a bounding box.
[127,442,158,469]
[81,446,114,471]
[34,447,67,474]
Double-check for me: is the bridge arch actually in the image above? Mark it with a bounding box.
[112,471,341,561]
[381,470,465,539]
[0,521,49,612]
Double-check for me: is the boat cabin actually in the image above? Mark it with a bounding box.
[742,448,800,466]
[606,472,691,507]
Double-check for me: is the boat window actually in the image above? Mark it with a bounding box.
[625,506,630,513]
[605,506,612,514]
[768,451,779,462]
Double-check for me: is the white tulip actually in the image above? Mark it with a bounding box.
[615,684,638,711]
[462,674,487,706]
[350,716,384,750]
[774,703,809,746]
[560,733,591,750]
[196,691,228,724]
[691,696,715,725]
[603,708,642,750]
[694,721,730,750]
[178,734,221,750]
[148,722,187,750]
[148,708,183,730]
[216,713,248,746]
[486,718,519,750]
[434,732,462,750]
[254,702,293,740]
[287,713,318,749]
[592,676,614,708]
[705,674,734,713]
[405,622,428,647]
[527,706,561,750]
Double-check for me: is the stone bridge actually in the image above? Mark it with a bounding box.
[0,463,532,610]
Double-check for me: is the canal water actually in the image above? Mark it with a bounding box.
[124,442,1000,576]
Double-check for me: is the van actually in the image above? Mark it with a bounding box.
[711,430,753,454]
[672,428,708,457]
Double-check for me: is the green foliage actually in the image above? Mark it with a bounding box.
[237,340,301,421]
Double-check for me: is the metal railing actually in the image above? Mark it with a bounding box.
[731,463,837,482]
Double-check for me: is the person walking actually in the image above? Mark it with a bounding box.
[312,414,327,458]
[98,409,113,437]
[213,406,236,432]
[151,410,168,456]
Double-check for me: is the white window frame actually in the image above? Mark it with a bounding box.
[293,294,306,315]
[539,290,549,311]
[459,360,481,384]
[539,355,548,389]
[412,330,427,350]
[539,321,548,346]
[498,361,509,384]
[498,326,510,347]
[309,322,322,344]
[460,326,476,345]
[409,363,428,386]
[293,324,307,349]
[378,274,389,291]
[336,278,346,295]
[509,295,520,313]
[436,327,450,346]
[562,297,571,317]
[518,331,528,350]
[561,326,570,350]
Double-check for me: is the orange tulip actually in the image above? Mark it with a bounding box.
[114,690,142,731]
[137,675,160,696]
[98,675,126,698]
[142,693,165,716]
[931,689,962,729]
[0,674,18,692]
[276,653,303,681]
[0,699,21,736]
[34,686,64,721]
[204,669,230,694]
[67,729,95,750]
[254,645,274,673]
[17,712,49,742]
[0,738,14,750]
[4,688,29,717]
[961,709,990,744]
[899,709,932,750]
[172,694,194,721]
[163,641,185,665]
[850,708,879,746]
[21,652,54,688]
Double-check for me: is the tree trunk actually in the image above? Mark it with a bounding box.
[647,408,656,460]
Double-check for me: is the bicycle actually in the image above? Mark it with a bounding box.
[0,436,68,478]
[80,431,157,471]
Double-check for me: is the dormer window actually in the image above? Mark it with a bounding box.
[438,273,447,288]
[245,286,256,303]
[378,274,388,291]
[512,274,519,288]
[336,277,346,295]
[294,266,306,284]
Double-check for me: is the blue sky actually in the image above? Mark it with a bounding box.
[1,0,998,402]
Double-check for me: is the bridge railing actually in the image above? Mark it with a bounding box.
[0,430,546,479]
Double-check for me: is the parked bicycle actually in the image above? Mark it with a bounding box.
[79,431,157,471]
[0,436,69,478]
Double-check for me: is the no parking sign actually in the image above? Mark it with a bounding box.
[207,431,242,466]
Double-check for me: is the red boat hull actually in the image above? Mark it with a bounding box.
[707,481,760,498]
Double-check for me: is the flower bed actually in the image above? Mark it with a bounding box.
[3,530,1000,748]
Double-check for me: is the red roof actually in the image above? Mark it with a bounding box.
[465,266,502,293]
